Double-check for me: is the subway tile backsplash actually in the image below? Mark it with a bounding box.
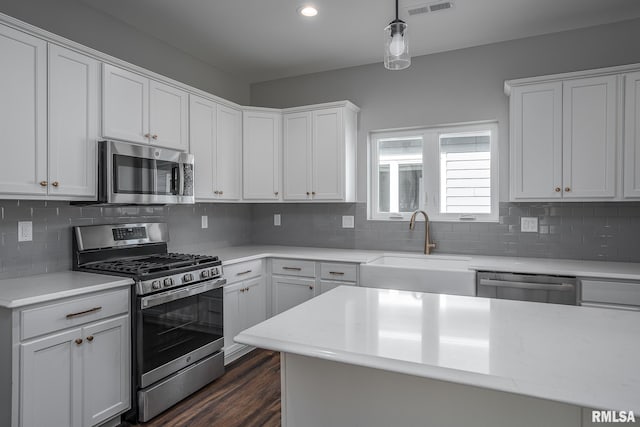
[1,199,639,279]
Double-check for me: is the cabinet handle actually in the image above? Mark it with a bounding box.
[51,181,59,187]
[306,192,310,196]
[240,288,245,293]
[282,267,302,271]
[75,338,83,345]
[312,191,316,196]
[144,133,151,139]
[214,190,219,195]
[219,190,224,195]
[309,285,314,290]
[329,271,345,276]
[40,181,48,187]
[564,187,571,192]
[237,270,253,276]
[66,306,102,319]
[152,134,158,140]
[554,187,561,192]
[245,287,249,292]
[86,336,94,342]
[274,191,279,196]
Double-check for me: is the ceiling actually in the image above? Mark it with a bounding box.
[79,0,640,83]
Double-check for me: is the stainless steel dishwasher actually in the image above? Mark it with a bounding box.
[477,271,577,305]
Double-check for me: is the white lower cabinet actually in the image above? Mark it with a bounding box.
[579,278,640,311]
[223,260,266,364]
[272,276,316,315]
[1,287,131,427]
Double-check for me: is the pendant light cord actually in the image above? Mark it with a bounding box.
[395,0,399,20]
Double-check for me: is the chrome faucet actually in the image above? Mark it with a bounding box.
[409,210,436,255]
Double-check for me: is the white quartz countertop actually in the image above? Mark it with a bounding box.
[236,286,640,412]
[0,271,133,308]
[173,244,640,281]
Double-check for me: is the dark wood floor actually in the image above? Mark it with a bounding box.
[141,349,281,427]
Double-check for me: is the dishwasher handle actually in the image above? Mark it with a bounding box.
[478,278,576,292]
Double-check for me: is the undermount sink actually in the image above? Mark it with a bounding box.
[360,254,476,296]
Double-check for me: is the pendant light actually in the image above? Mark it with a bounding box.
[384,0,410,70]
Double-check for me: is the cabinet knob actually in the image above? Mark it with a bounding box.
[274,191,279,196]
[311,191,316,196]
[144,133,151,139]
[152,134,158,140]
[564,187,571,192]
[40,181,48,187]
[214,190,219,195]
[245,287,249,292]
[554,187,561,193]
[52,181,59,187]
[309,285,314,290]
[75,338,83,345]
[86,335,94,342]
[306,192,310,196]
[219,191,223,195]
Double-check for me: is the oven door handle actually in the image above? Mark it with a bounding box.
[478,278,575,292]
[140,278,226,309]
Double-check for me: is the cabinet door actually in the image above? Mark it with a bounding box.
[189,95,217,200]
[102,64,149,144]
[243,276,267,330]
[82,315,130,427]
[562,76,617,199]
[283,112,313,200]
[0,25,47,196]
[624,71,640,198]
[510,82,563,200]
[312,108,344,200]
[223,282,244,356]
[21,328,82,427]
[48,44,99,200]
[243,110,281,200]
[272,276,315,315]
[149,80,189,151]
[319,280,355,295]
[216,104,242,200]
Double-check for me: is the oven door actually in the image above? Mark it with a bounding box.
[102,140,194,204]
[137,278,225,388]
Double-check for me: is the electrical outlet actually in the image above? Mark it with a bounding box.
[521,217,538,233]
[274,214,281,226]
[342,215,355,228]
[201,215,208,229]
[18,221,32,242]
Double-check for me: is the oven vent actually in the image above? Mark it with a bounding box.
[407,1,454,16]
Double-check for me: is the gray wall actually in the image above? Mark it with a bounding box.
[0,201,252,280]
[251,202,640,262]
[250,18,640,202]
[0,0,249,104]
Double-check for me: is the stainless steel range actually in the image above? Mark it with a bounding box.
[73,223,226,422]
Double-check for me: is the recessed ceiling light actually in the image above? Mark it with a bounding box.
[299,6,318,17]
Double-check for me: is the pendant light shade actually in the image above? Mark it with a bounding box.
[384,0,410,70]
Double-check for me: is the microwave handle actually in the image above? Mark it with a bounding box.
[178,164,185,196]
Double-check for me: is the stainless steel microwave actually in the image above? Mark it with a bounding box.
[98,140,194,204]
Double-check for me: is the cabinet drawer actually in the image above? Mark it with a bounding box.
[21,288,129,340]
[320,263,357,282]
[581,279,640,307]
[224,260,263,283]
[272,259,316,277]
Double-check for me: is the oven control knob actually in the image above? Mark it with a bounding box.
[183,273,193,283]
[163,278,173,287]
[210,267,219,276]
[151,280,162,290]
[201,270,210,279]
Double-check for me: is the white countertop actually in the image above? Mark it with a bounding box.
[236,286,640,412]
[0,271,133,308]
[174,244,640,282]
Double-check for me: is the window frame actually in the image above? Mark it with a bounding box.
[368,121,499,222]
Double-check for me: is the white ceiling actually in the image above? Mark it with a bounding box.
[80,0,640,83]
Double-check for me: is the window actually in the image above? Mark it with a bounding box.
[369,122,498,222]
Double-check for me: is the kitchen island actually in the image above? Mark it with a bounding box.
[235,286,640,427]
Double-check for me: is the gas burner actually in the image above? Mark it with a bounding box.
[88,253,219,277]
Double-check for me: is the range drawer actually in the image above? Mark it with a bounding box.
[21,288,129,340]
[320,262,357,282]
[224,259,263,283]
[272,259,316,277]
[581,279,640,307]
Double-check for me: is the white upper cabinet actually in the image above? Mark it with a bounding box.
[189,95,242,200]
[562,76,617,199]
[48,44,100,200]
[103,64,188,151]
[283,102,358,202]
[216,104,242,200]
[243,109,282,200]
[508,74,618,201]
[0,25,47,196]
[624,71,640,198]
